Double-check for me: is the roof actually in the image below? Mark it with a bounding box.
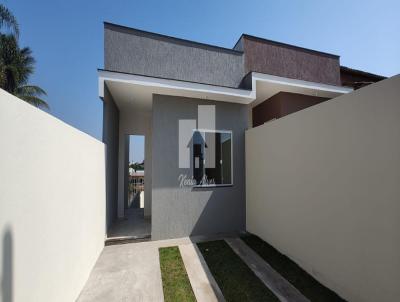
[104,22,243,56]
[340,66,386,80]
[234,34,340,59]
[104,22,339,59]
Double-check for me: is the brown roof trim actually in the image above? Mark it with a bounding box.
[340,66,386,80]
[233,34,340,59]
[104,22,244,56]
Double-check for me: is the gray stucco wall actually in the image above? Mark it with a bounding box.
[151,95,248,240]
[102,84,120,229]
[104,23,244,88]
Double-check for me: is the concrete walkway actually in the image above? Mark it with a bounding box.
[106,208,151,242]
[77,241,164,302]
[225,238,310,302]
[77,236,227,302]
[78,235,309,302]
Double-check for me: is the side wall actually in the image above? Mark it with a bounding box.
[246,76,400,302]
[0,90,106,302]
[152,95,248,240]
[103,84,120,228]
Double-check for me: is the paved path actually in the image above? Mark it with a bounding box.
[107,208,151,242]
[77,236,228,302]
[225,238,310,302]
[78,235,308,302]
[77,241,164,302]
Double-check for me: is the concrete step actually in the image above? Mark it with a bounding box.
[225,238,310,302]
[179,243,225,302]
[105,234,151,246]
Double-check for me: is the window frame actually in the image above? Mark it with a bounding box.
[192,128,234,188]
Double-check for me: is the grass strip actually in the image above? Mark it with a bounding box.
[241,234,346,302]
[198,240,279,302]
[159,246,196,302]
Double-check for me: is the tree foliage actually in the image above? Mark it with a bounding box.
[0,5,48,109]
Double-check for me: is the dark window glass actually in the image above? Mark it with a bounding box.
[193,130,232,186]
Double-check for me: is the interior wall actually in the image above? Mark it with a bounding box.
[246,75,400,302]
[117,108,152,218]
[151,94,248,240]
[0,89,106,302]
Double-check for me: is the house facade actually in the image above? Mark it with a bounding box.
[99,22,384,240]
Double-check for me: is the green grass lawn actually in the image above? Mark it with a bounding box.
[197,240,279,302]
[241,234,346,302]
[159,246,196,302]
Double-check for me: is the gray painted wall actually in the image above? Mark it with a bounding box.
[151,94,248,240]
[103,84,120,229]
[104,23,244,88]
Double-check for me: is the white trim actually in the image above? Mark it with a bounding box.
[98,70,352,106]
[251,72,353,95]
[193,184,233,188]
[98,70,254,103]
[195,128,232,133]
[192,129,233,187]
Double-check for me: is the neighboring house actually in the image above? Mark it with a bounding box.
[99,22,384,240]
[129,170,144,193]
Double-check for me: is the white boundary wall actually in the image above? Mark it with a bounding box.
[0,89,106,302]
[246,75,400,302]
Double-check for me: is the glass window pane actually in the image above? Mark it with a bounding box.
[193,130,204,185]
[193,130,232,186]
[220,133,232,184]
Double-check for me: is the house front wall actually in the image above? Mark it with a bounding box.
[151,94,248,240]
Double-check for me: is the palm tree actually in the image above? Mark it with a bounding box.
[0,4,19,37]
[0,34,49,109]
[0,5,48,109]
[129,162,144,172]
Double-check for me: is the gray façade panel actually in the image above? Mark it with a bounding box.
[151,94,248,240]
[102,84,120,230]
[104,23,245,88]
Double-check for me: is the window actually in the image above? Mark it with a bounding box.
[193,130,232,186]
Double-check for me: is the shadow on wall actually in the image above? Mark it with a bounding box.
[1,226,13,302]
[189,187,245,237]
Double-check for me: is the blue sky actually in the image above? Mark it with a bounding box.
[7,0,400,160]
[129,135,144,164]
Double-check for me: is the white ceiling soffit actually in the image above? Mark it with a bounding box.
[98,70,352,110]
[98,70,254,111]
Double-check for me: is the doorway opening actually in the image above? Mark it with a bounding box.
[107,134,151,242]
